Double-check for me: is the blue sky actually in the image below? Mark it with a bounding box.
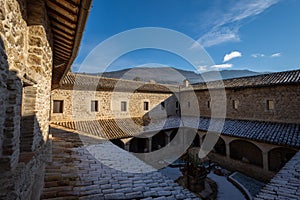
[73,0,300,73]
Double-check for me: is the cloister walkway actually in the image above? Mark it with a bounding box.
[41,126,199,200]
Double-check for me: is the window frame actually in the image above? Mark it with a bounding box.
[53,100,64,113]
[121,101,127,112]
[232,99,238,110]
[266,99,274,111]
[91,100,99,112]
[143,101,149,111]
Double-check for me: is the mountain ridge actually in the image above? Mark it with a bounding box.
[76,67,264,84]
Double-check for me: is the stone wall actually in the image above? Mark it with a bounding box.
[181,85,300,123]
[51,89,176,122]
[0,0,52,199]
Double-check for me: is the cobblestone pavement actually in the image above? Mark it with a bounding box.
[41,126,199,199]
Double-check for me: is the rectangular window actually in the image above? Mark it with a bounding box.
[161,102,165,110]
[91,100,98,112]
[187,101,190,108]
[143,101,149,111]
[121,101,127,112]
[232,100,238,110]
[53,100,63,113]
[208,100,210,109]
[266,100,274,110]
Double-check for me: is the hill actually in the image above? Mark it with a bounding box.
[81,67,263,84]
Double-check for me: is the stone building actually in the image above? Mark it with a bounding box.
[1,0,300,199]
[0,0,92,199]
[51,72,179,122]
[53,70,300,182]
[182,69,300,124]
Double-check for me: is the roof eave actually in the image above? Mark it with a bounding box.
[55,0,93,88]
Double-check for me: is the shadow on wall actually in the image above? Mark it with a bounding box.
[0,32,51,200]
[141,93,180,125]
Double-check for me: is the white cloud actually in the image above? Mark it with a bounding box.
[223,51,242,62]
[251,53,265,58]
[251,52,281,58]
[210,63,233,69]
[197,65,207,72]
[271,52,281,57]
[196,0,279,47]
[198,27,240,47]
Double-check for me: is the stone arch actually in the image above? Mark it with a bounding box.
[230,139,263,167]
[214,137,226,156]
[129,137,147,153]
[268,147,297,172]
[192,134,200,147]
[152,131,166,150]
[110,139,124,149]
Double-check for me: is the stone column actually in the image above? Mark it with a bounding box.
[199,133,203,147]
[262,151,269,171]
[124,142,130,151]
[225,142,230,158]
[165,130,172,145]
[147,137,152,152]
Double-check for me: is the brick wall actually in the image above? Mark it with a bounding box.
[0,0,52,199]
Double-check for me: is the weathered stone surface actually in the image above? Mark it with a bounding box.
[181,83,300,124]
[51,87,174,122]
[0,0,52,199]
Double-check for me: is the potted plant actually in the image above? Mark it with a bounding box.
[180,152,208,192]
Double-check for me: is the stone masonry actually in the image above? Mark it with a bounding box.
[51,89,175,122]
[0,0,52,199]
[181,84,300,124]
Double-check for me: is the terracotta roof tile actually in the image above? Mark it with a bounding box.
[59,73,176,93]
[191,69,300,90]
[255,151,300,200]
[53,117,300,148]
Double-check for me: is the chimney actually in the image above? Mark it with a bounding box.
[149,79,156,84]
[183,79,190,87]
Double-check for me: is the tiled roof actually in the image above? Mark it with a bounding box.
[53,118,142,139]
[53,117,300,148]
[52,117,181,139]
[184,117,300,149]
[59,73,176,93]
[191,69,300,90]
[254,151,300,200]
[42,127,199,199]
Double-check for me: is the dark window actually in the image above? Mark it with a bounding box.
[232,100,238,110]
[187,101,190,108]
[161,102,165,110]
[53,100,63,113]
[91,100,98,112]
[176,101,179,108]
[144,101,149,111]
[266,100,274,110]
[121,101,127,112]
[208,101,210,109]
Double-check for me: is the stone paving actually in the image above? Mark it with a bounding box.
[41,126,199,199]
